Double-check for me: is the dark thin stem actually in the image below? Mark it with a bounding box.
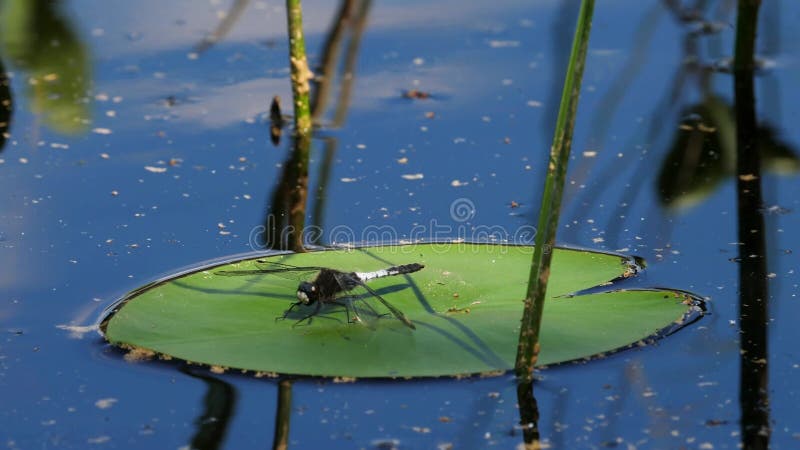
[286,0,313,136]
[514,0,594,383]
[272,379,293,450]
[733,1,770,449]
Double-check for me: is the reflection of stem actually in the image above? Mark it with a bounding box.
[266,135,310,252]
[310,137,338,242]
[311,0,355,123]
[182,368,238,450]
[515,0,594,383]
[515,380,541,449]
[733,2,770,449]
[587,3,662,143]
[193,0,251,54]
[332,0,372,127]
[272,379,293,450]
[0,57,11,153]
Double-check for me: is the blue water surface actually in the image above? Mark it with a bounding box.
[1,0,799,448]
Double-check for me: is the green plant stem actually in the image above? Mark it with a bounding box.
[514,0,594,383]
[286,0,313,136]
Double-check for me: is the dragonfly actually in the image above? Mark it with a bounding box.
[215,260,424,330]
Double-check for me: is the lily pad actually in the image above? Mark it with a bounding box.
[100,243,702,378]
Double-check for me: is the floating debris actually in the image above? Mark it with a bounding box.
[403,89,430,100]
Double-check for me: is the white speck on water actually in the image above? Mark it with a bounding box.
[402,174,424,181]
[94,398,117,409]
[489,40,519,48]
[88,436,111,444]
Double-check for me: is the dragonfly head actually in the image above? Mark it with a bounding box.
[296,281,316,304]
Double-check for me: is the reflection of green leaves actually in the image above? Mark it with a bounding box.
[760,125,800,175]
[101,244,701,378]
[0,0,90,134]
[658,97,799,211]
[658,97,735,210]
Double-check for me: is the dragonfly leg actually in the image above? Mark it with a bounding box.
[293,300,322,327]
[338,298,365,324]
[276,302,303,322]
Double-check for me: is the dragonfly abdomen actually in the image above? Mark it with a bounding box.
[355,263,424,282]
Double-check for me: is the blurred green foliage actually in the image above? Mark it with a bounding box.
[0,0,90,134]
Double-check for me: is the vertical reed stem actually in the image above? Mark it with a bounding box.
[514,0,595,383]
[286,0,313,136]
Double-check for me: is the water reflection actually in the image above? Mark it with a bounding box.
[0,56,11,153]
[263,134,311,252]
[260,0,372,251]
[0,0,91,134]
[182,368,238,450]
[561,0,798,255]
[192,0,251,55]
[733,3,770,447]
[657,99,798,211]
[515,380,542,448]
[310,0,372,128]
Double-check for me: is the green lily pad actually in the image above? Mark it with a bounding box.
[100,243,702,378]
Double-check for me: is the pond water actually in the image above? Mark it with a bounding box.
[1,0,799,448]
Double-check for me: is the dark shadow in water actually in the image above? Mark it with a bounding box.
[733,5,770,448]
[0,56,11,153]
[181,367,238,450]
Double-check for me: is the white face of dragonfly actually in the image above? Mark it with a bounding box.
[296,282,316,304]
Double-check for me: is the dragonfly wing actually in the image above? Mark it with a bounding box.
[351,279,416,330]
[215,260,321,281]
